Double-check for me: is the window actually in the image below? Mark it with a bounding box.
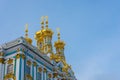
[26,65,30,74]
[40,43,42,48]
[37,72,42,80]
[7,64,13,74]
[45,37,47,43]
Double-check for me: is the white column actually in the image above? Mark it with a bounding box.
[2,64,4,80]
[34,67,36,80]
[45,72,46,80]
[21,54,25,80]
[0,62,4,80]
[16,54,20,80]
[41,70,44,80]
[33,62,37,80]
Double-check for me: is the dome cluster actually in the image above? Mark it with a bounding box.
[24,16,72,73]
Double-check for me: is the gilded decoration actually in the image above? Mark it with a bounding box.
[50,53,63,62]
[21,54,26,59]
[4,73,16,80]
[43,68,47,72]
[53,73,58,78]
[16,54,20,59]
[35,16,53,53]
[33,62,37,66]
[38,67,42,72]
[26,74,32,80]
[27,60,31,66]
[24,24,33,44]
[0,58,4,63]
[0,16,76,80]
[62,60,71,73]
[16,54,25,59]
[0,52,4,56]
[54,28,65,49]
[17,48,20,52]
[7,59,13,64]
[48,73,52,78]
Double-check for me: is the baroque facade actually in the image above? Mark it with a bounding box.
[0,16,76,80]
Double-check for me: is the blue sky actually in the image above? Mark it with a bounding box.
[0,0,120,80]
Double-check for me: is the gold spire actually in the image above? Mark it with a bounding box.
[54,28,66,61]
[57,28,60,41]
[42,16,53,37]
[25,24,28,37]
[35,16,53,53]
[45,16,48,28]
[54,28,65,49]
[41,16,44,29]
[24,24,32,44]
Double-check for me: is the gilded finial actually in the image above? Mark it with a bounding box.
[41,16,44,29]
[25,24,28,37]
[57,28,60,40]
[45,16,48,28]
[24,24,33,44]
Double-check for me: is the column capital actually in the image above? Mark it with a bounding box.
[7,58,13,64]
[0,58,4,63]
[33,62,37,66]
[48,73,52,78]
[21,54,26,59]
[27,60,31,66]
[38,67,42,72]
[16,54,21,59]
[53,73,58,78]
[43,68,47,72]
[0,52,4,56]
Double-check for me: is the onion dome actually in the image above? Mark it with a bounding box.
[54,28,65,50]
[35,30,44,43]
[42,16,53,37]
[34,16,53,53]
[54,28,66,62]
[24,24,32,44]
[34,16,44,42]
[34,16,53,42]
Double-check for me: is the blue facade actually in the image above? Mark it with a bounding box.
[0,37,76,80]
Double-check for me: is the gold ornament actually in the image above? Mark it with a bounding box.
[27,60,31,66]
[33,62,37,66]
[38,67,42,72]
[4,73,16,80]
[21,54,26,59]
[0,58,4,63]
[26,74,32,80]
[0,52,4,56]
[48,73,52,78]
[16,54,20,59]
[43,68,47,72]
[7,59,13,64]
[24,24,32,44]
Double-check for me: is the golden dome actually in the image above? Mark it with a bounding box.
[54,28,65,49]
[34,30,43,41]
[25,37,32,44]
[42,16,53,37]
[54,40,65,49]
[35,16,53,41]
[42,28,53,37]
